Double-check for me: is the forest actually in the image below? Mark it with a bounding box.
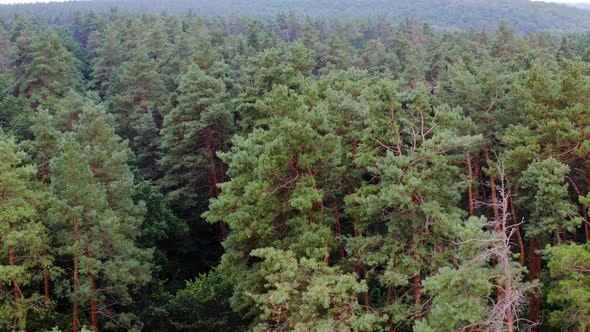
[3,0,590,33]
[0,2,590,332]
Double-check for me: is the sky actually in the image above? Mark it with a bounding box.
[1,0,590,3]
[532,0,590,3]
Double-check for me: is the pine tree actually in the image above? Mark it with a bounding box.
[89,25,123,98]
[0,27,10,73]
[160,63,234,237]
[346,83,482,328]
[16,30,80,108]
[249,248,385,331]
[204,85,345,319]
[545,242,590,331]
[108,44,167,179]
[48,98,151,331]
[0,134,47,331]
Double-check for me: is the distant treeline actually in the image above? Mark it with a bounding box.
[2,0,590,33]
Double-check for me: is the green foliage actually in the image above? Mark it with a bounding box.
[0,133,47,331]
[160,63,234,208]
[16,29,80,108]
[519,158,582,240]
[1,6,590,332]
[546,243,590,330]
[4,0,590,33]
[168,267,246,331]
[250,248,386,331]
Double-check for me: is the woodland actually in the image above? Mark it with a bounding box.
[0,3,590,332]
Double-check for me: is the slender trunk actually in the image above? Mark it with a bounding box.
[528,239,540,329]
[204,127,227,239]
[508,190,525,266]
[386,286,393,305]
[42,214,51,308]
[413,233,422,320]
[467,152,475,216]
[352,139,359,169]
[476,160,491,220]
[40,164,51,308]
[4,188,24,329]
[73,195,81,332]
[90,274,98,331]
[88,226,98,331]
[413,270,422,320]
[364,291,370,308]
[584,159,590,241]
[332,198,345,260]
[484,147,500,226]
[503,255,514,332]
[9,245,24,327]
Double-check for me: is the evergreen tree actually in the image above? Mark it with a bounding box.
[0,134,47,331]
[89,25,123,98]
[48,99,151,331]
[205,86,345,320]
[545,242,590,331]
[0,27,10,73]
[108,44,167,179]
[16,30,80,108]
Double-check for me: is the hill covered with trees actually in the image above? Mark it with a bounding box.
[2,0,590,33]
[1,2,590,332]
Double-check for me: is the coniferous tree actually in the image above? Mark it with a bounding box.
[0,27,10,73]
[89,25,123,98]
[161,63,234,237]
[16,30,80,108]
[205,85,345,320]
[108,44,167,179]
[48,99,151,331]
[0,134,48,331]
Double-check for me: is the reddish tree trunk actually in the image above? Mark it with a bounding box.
[584,159,590,241]
[508,191,525,266]
[204,127,227,239]
[8,246,22,299]
[414,271,422,320]
[4,188,23,325]
[90,274,98,331]
[332,198,346,260]
[484,147,500,226]
[476,160,491,220]
[88,226,98,331]
[466,152,475,216]
[40,163,52,308]
[528,239,541,329]
[73,195,81,332]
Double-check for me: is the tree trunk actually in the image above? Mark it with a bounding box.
[528,239,540,330]
[476,160,491,220]
[90,274,98,331]
[467,152,475,216]
[414,271,422,320]
[88,226,98,331]
[484,147,500,226]
[40,164,51,309]
[332,198,346,260]
[204,126,227,239]
[508,190,525,266]
[4,188,24,329]
[73,196,81,332]
[9,245,24,329]
[44,267,50,308]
